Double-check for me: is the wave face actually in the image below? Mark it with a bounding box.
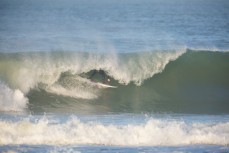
[0,49,229,114]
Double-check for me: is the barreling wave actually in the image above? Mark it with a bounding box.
[0,49,229,113]
[0,49,184,91]
[0,116,229,146]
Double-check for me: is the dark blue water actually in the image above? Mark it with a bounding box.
[0,0,229,152]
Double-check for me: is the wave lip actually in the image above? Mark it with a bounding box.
[0,117,228,146]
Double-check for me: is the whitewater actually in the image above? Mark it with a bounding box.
[1,0,229,152]
[1,115,229,146]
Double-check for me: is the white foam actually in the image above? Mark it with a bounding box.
[44,75,101,99]
[46,84,98,99]
[0,81,28,112]
[0,117,228,146]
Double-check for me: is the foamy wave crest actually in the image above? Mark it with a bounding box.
[0,116,228,146]
[0,50,185,102]
[0,81,28,111]
[112,50,185,85]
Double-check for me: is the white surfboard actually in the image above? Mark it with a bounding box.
[76,76,117,88]
[93,82,117,88]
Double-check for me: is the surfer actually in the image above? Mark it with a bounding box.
[89,69,110,84]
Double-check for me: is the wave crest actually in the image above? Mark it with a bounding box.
[0,116,228,146]
[0,50,185,99]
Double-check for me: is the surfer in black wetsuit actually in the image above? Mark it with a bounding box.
[89,69,110,84]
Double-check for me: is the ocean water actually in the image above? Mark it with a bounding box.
[0,0,229,152]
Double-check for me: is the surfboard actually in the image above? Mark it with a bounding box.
[93,82,117,88]
[77,76,117,88]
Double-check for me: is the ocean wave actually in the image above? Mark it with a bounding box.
[0,49,184,96]
[0,116,228,146]
[0,49,229,113]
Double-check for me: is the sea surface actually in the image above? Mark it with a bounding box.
[0,0,229,152]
